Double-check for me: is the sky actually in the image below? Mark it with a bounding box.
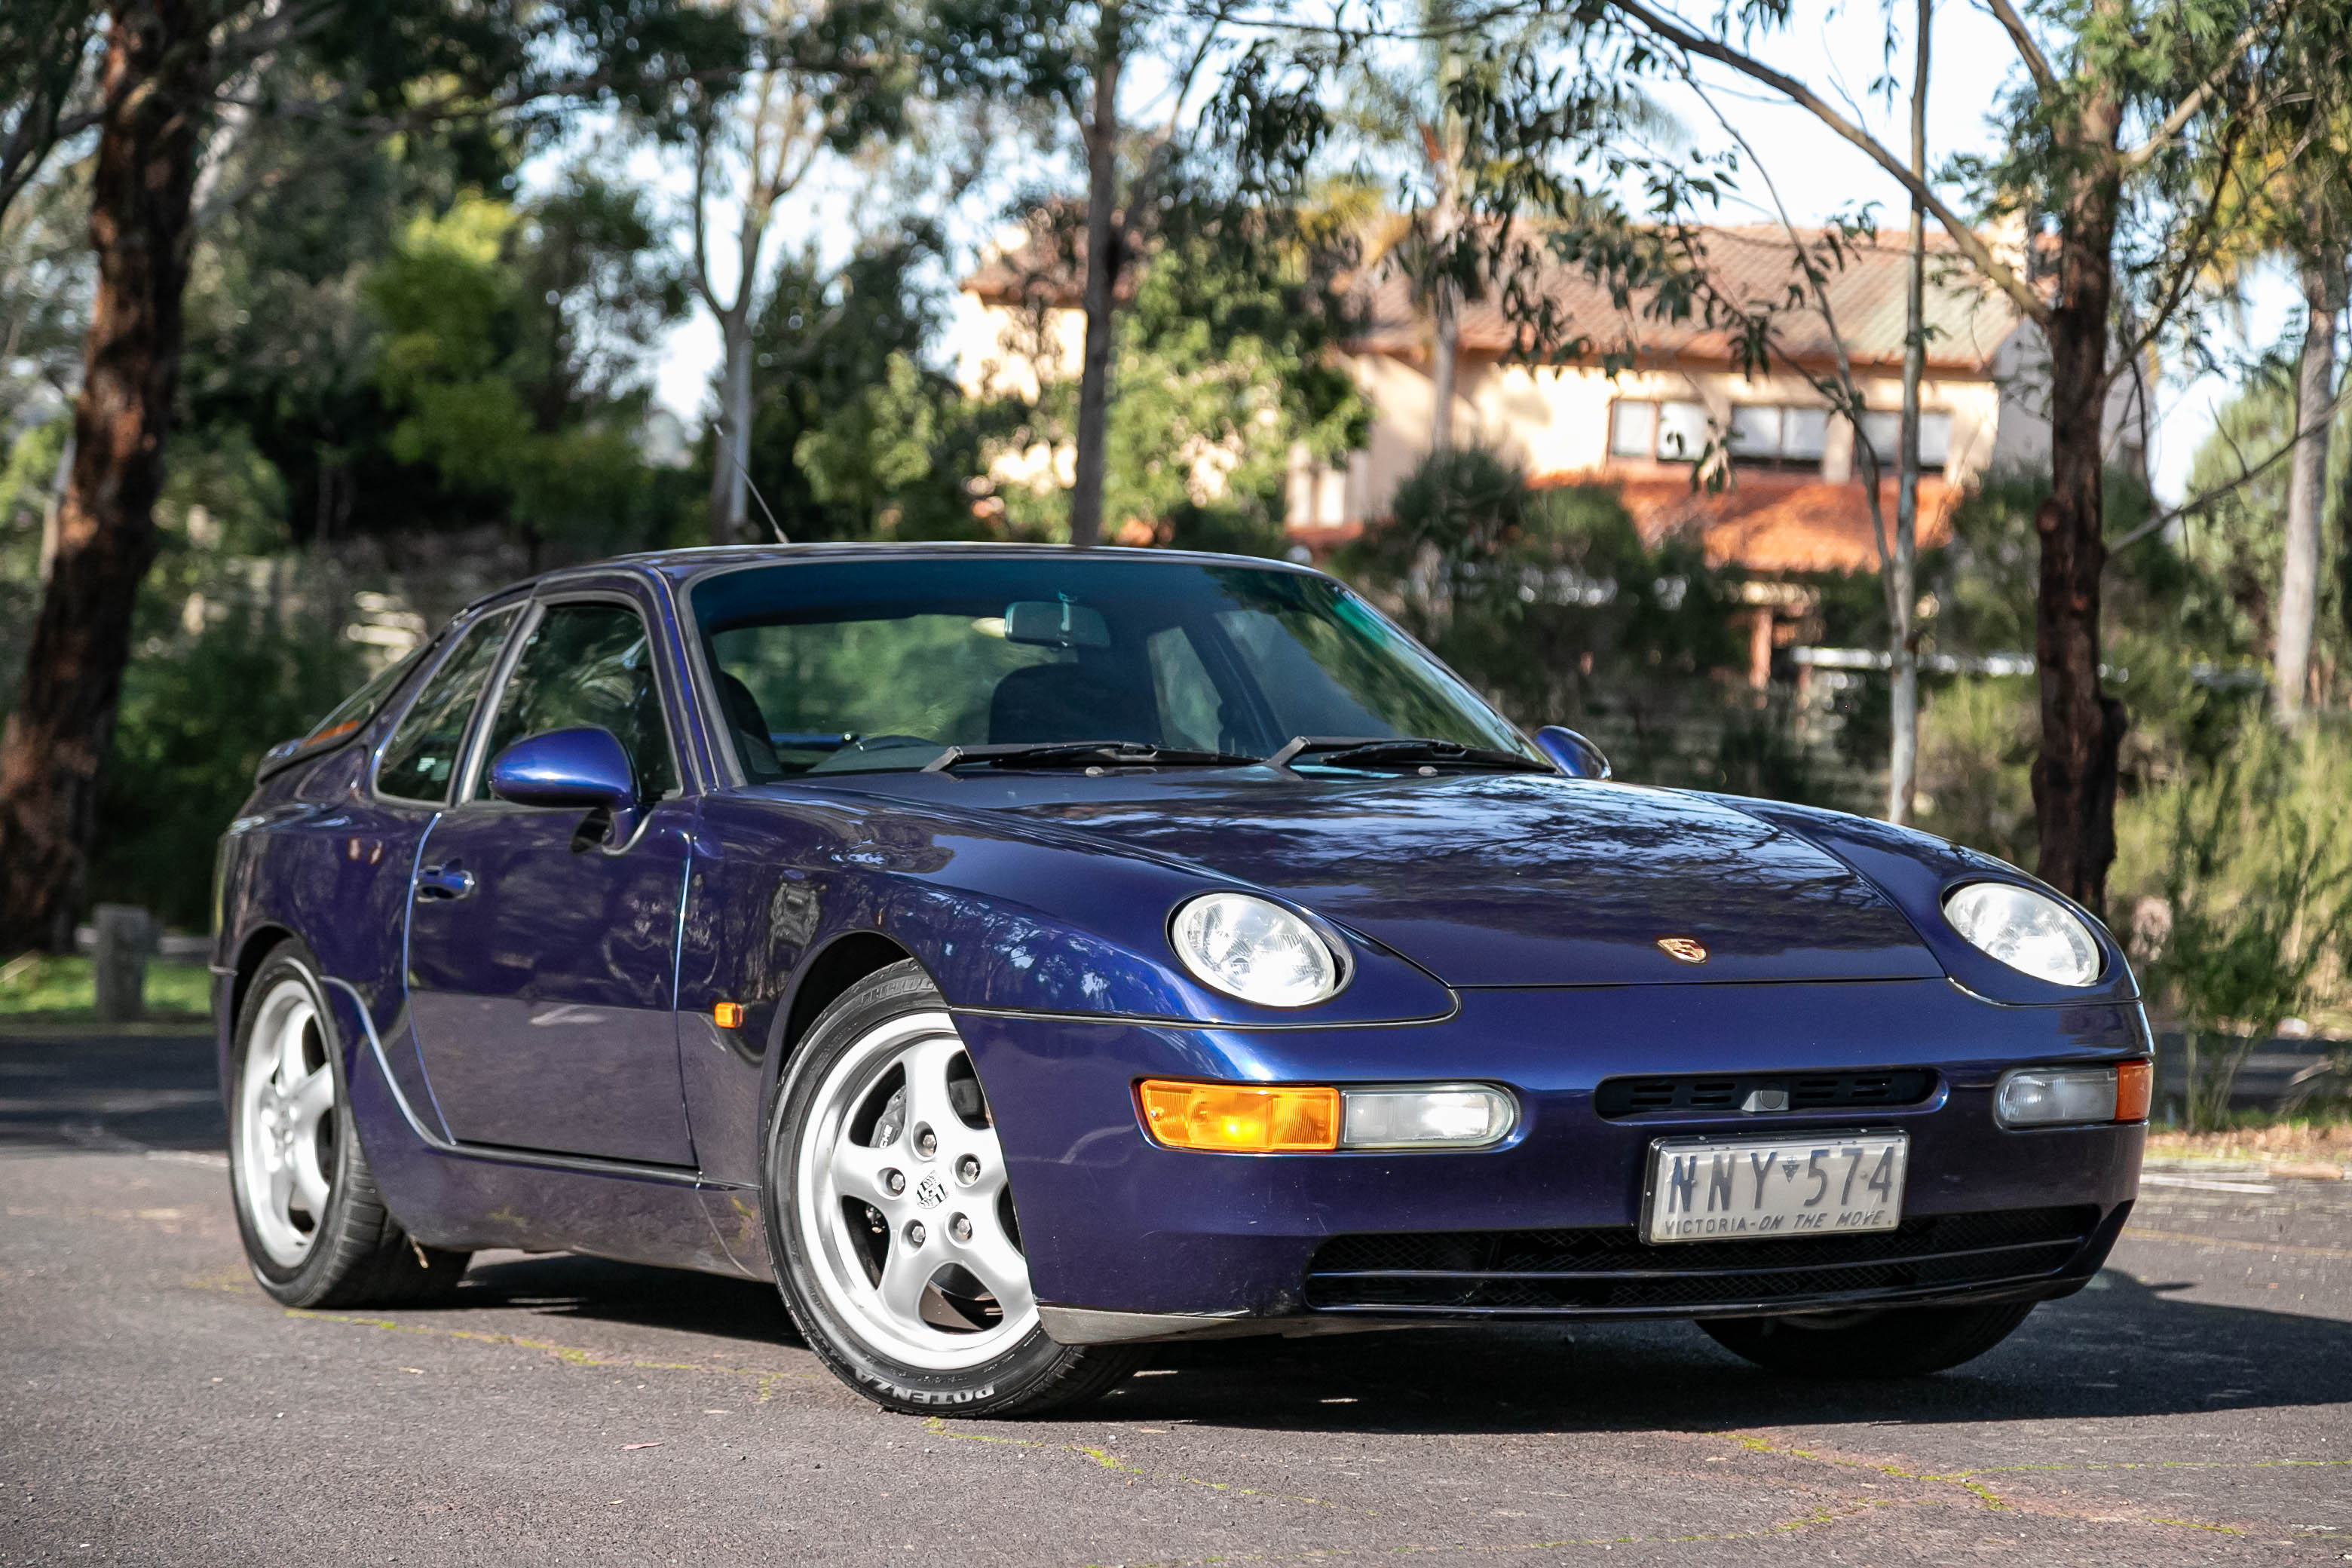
[624,0,2291,504]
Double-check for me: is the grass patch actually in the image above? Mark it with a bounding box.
[2145,1114,2352,1162]
[0,952,213,1021]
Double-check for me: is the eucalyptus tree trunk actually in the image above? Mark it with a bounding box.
[1885,0,1928,827]
[707,311,753,544]
[0,1,211,954]
[2031,100,2128,912]
[2275,255,2341,724]
[1430,280,1458,453]
[1067,12,1123,550]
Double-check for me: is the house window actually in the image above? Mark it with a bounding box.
[1729,405,1831,470]
[1857,410,1953,471]
[1607,400,1655,458]
[1608,399,1711,463]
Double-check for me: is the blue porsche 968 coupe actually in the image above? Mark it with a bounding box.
[213,545,2149,1413]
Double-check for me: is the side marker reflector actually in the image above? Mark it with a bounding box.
[2115,1058,2151,1122]
[713,1002,746,1029]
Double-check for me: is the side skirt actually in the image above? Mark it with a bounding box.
[323,973,766,1282]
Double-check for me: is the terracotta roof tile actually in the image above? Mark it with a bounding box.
[1563,469,1955,574]
[1352,226,2018,373]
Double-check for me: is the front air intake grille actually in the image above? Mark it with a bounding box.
[1303,1205,2098,1315]
[1593,1068,1938,1119]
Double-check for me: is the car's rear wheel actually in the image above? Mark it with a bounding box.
[229,939,470,1308]
[1698,1300,2036,1377]
[767,960,1139,1415]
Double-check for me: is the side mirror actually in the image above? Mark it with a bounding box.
[1533,725,1612,780]
[489,727,641,841]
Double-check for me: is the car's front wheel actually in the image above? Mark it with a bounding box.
[228,939,471,1308]
[1698,1300,2036,1377]
[767,960,1139,1414]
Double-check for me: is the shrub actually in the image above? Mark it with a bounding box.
[2136,725,2352,1129]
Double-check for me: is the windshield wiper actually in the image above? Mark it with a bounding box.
[923,740,1259,773]
[1267,735,1557,774]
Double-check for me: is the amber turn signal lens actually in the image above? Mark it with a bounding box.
[712,1001,746,1029]
[1137,1080,1339,1152]
[2115,1058,2151,1122]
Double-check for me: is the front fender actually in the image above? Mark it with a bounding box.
[1698,792,2143,1009]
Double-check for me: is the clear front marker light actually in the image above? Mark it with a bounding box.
[1996,1061,2151,1127]
[1169,892,1344,1007]
[1943,882,2102,987]
[1340,1086,1517,1149]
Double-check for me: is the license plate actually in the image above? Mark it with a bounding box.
[1643,1132,1908,1245]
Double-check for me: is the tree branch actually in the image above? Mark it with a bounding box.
[1605,0,2050,327]
[2108,378,2352,560]
[1979,0,2056,94]
[2121,9,2269,170]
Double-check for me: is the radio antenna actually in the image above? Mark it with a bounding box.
[732,457,789,544]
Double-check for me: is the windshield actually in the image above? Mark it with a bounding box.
[689,556,1539,779]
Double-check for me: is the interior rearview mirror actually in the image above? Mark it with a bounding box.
[1003,600,1110,648]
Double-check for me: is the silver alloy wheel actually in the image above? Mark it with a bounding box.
[234,974,337,1266]
[795,1010,1037,1370]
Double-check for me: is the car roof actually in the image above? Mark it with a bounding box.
[482,541,1327,606]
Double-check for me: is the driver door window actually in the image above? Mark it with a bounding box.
[476,602,678,800]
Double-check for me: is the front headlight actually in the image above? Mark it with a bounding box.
[1942,882,2102,987]
[1168,892,1344,1007]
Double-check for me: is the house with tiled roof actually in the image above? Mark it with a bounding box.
[1302,224,2130,567]
[954,219,2142,681]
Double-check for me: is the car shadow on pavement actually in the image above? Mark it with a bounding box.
[443,1251,805,1347]
[398,1251,2350,1432]
[1110,1272,2352,1433]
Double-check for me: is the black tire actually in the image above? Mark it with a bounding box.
[765,960,1141,1416]
[228,938,471,1309]
[1698,1300,2036,1377]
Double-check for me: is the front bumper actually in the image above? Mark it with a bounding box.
[952,979,2146,1340]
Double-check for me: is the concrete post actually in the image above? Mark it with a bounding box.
[91,905,150,1024]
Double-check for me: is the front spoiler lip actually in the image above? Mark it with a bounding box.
[1038,1274,2092,1345]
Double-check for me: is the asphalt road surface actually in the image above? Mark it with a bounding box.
[4,1029,2348,1566]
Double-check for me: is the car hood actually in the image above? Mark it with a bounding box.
[878,770,1943,988]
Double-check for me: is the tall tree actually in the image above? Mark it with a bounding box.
[1888,0,1931,826]
[1223,0,2299,908]
[2246,11,2352,722]
[677,0,911,547]
[925,0,1234,545]
[0,0,213,955]
[1602,0,2294,908]
[0,0,740,953]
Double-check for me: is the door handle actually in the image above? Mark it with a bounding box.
[415,864,476,901]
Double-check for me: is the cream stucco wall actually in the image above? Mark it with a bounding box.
[1288,351,2012,530]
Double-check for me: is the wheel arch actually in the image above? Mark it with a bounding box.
[228,922,300,1025]
[760,929,932,1134]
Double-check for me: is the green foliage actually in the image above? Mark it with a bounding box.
[2139,726,2352,1129]
[994,204,1370,552]
[90,559,363,930]
[366,179,686,553]
[2170,379,2351,681]
[0,416,66,537]
[1913,675,2039,868]
[741,233,1000,543]
[1336,445,1750,780]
